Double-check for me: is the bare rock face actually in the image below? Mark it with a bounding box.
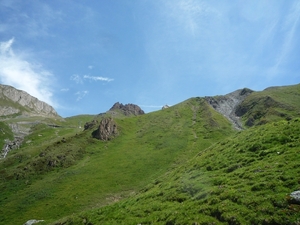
[109,102,144,116]
[0,84,59,118]
[205,88,254,130]
[92,117,118,141]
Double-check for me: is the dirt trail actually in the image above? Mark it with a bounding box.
[205,88,253,130]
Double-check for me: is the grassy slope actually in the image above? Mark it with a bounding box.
[237,84,300,126]
[59,118,300,225]
[0,98,234,225]
[0,121,14,148]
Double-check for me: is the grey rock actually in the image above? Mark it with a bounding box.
[92,117,118,141]
[23,219,44,225]
[109,102,144,116]
[0,84,60,118]
[205,88,253,130]
[290,190,300,204]
[1,137,23,158]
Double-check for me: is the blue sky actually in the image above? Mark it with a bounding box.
[0,0,299,117]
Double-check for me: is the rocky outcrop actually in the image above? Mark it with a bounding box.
[205,88,254,130]
[92,117,118,141]
[109,102,144,116]
[1,137,23,158]
[0,84,59,118]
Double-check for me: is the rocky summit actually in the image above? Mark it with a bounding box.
[0,84,60,118]
[109,102,145,116]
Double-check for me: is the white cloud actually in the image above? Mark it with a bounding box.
[60,88,69,92]
[70,74,83,84]
[75,90,88,101]
[0,38,55,106]
[88,65,94,69]
[83,75,114,82]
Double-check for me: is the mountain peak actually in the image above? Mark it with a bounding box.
[109,102,145,116]
[0,84,60,118]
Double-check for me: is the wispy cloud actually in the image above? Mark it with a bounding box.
[272,1,300,71]
[75,90,88,101]
[0,38,55,106]
[60,88,69,92]
[165,0,220,37]
[70,74,83,84]
[83,75,114,82]
[0,2,64,38]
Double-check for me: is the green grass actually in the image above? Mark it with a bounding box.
[58,118,300,225]
[236,84,300,126]
[0,121,14,149]
[0,98,234,225]
[1,84,300,225]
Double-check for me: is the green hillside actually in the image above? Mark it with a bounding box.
[0,121,14,148]
[0,98,234,225]
[54,118,300,225]
[0,84,300,225]
[236,84,300,126]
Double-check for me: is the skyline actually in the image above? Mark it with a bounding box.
[0,0,300,117]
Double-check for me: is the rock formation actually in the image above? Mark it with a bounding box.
[205,88,253,130]
[1,137,23,158]
[162,105,170,110]
[92,117,118,141]
[109,102,144,116]
[289,190,300,204]
[0,84,60,118]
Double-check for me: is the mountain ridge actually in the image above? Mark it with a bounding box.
[0,84,60,118]
[0,83,300,224]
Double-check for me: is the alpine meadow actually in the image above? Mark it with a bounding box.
[1,83,300,225]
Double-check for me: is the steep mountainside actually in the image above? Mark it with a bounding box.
[0,83,300,225]
[205,84,300,129]
[0,84,62,159]
[0,84,59,118]
[0,97,234,225]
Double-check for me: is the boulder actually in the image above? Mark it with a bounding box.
[289,190,300,204]
[92,117,118,141]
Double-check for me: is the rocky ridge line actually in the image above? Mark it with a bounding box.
[109,102,145,116]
